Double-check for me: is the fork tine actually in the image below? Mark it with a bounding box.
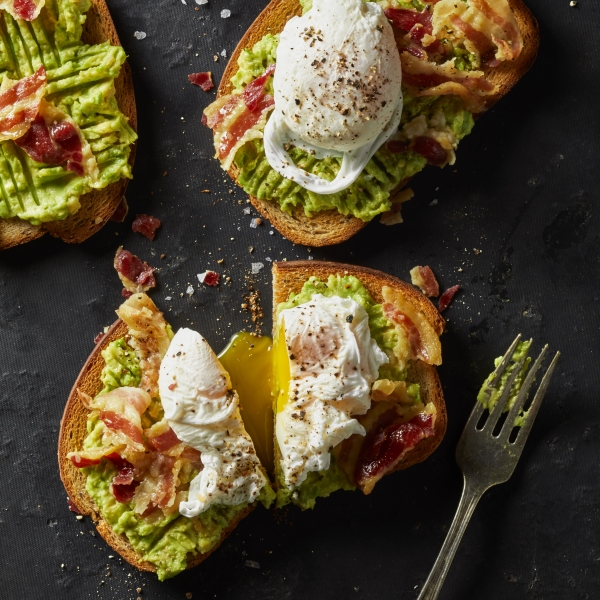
[464,396,486,431]
[498,345,549,441]
[482,357,526,433]
[478,334,522,411]
[489,334,522,387]
[511,352,560,449]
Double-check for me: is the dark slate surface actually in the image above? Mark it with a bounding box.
[1,0,599,598]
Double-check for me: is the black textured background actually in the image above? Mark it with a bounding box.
[1,0,599,598]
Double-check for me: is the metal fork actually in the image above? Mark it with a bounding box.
[417,334,560,600]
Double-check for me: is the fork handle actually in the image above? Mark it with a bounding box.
[417,479,485,600]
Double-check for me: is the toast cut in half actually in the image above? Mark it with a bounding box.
[0,0,137,251]
[58,294,271,580]
[212,0,539,247]
[272,260,447,508]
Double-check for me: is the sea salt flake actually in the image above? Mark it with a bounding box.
[133,31,147,40]
[430,199,438,206]
[265,257,272,262]
[220,9,231,18]
[245,560,260,569]
[243,207,251,215]
[251,262,264,274]
[181,0,187,4]
[196,0,208,4]
[250,218,261,229]
[269,230,274,235]
[186,285,194,295]
[221,49,227,57]
[165,296,173,301]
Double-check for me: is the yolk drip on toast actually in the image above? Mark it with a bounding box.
[219,332,274,472]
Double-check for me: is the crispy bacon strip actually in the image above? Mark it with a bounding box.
[217,93,274,159]
[450,15,496,58]
[410,266,440,297]
[383,302,430,363]
[16,98,98,179]
[401,54,495,113]
[470,0,522,60]
[100,410,143,445]
[147,425,181,453]
[432,0,522,63]
[243,64,275,111]
[354,411,435,493]
[116,293,171,400]
[203,95,240,130]
[0,66,46,141]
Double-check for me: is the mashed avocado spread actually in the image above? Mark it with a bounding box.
[477,339,533,427]
[230,0,475,222]
[274,275,421,509]
[0,0,137,225]
[82,337,275,580]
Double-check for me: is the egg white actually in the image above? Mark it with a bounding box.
[264,0,403,194]
[158,328,267,517]
[276,294,389,488]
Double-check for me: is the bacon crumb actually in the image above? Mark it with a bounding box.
[114,247,156,293]
[438,285,460,312]
[410,265,440,297]
[122,288,133,298]
[198,270,220,286]
[132,214,161,241]
[94,332,105,344]
[188,71,214,91]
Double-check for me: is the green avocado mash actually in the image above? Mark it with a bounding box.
[82,337,275,580]
[0,0,137,225]
[274,275,421,509]
[477,339,533,427]
[229,0,475,222]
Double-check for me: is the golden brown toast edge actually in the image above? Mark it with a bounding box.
[0,0,138,251]
[57,319,253,574]
[217,0,539,247]
[271,260,448,485]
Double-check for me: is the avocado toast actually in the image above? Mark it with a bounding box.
[272,261,447,508]
[205,0,539,246]
[0,0,137,250]
[58,293,273,580]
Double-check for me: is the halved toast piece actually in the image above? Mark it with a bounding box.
[0,0,137,251]
[58,319,255,576]
[272,260,447,503]
[217,0,539,247]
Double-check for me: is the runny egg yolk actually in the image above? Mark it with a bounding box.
[218,332,274,473]
[274,321,290,415]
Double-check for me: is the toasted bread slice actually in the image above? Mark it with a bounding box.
[58,319,253,575]
[0,0,137,251]
[272,260,447,495]
[218,0,539,247]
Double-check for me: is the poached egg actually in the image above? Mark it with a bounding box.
[275,294,389,488]
[158,328,267,517]
[264,0,403,194]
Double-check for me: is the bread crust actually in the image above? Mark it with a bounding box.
[217,0,539,247]
[58,319,254,574]
[272,260,447,479]
[0,0,137,251]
